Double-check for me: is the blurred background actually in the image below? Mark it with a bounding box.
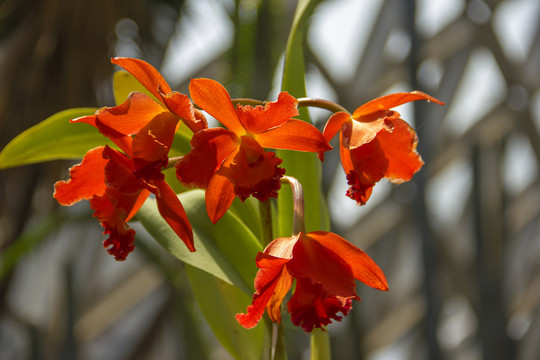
[1,0,539,359]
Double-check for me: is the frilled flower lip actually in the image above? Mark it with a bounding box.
[176,78,332,223]
[236,231,388,332]
[321,91,444,205]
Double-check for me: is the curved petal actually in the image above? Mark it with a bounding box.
[176,128,238,189]
[255,119,332,153]
[345,114,392,149]
[161,91,207,133]
[376,118,424,183]
[112,57,172,104]
[236,254,291,328]
[132,111,178,170]
[205,171,236,224]
[125,188,151,222]
[236,92,298,134]
[95,92,167,137]
[321,112,350,143]
[286,235,356,297]
[308,231,388,291]
[153,179,195,252]
[263,234,299,259]
[189,78,244,134]
[102,146,142,195]
[353,91,444,119]
[53,146,107,205]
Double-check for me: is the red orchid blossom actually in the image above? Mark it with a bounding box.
[54,58,202,260]
[236,231,388,332]
[321,92,444,205]
[176,78,332,223]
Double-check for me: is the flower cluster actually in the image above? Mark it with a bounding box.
[54,57,442,331]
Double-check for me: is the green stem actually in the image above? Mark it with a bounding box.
[167,156,182,169]
[259,199,273,247]
[310,330,331,360]
[280,176,305,235]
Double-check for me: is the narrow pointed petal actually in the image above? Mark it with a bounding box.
[353,91,444,119]
[308,231,388,291]
[205,172,236,223]
[154,179,195,252]
[125,189,151,222]
[376,118,424,183]
[112,57,172,103]
[53,146,107,205]
[255,119,332,153]
[236,92,299,134]
[189,78,244,134]
[161,91,208,133]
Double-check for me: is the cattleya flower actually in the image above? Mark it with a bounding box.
[236,231,388,332]
[176,78,332,223]
[54,57,203,260]
[321,92,444,205]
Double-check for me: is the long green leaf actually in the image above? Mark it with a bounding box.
[277,0,329,236]
[0,108,102,169]
[136,189,262,294]
[185,265,266,360]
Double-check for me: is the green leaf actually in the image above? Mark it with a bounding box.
[113,69,159,105]
[277,0,329,236]
[185,265,267,360]
[0,108,106,169]
[136,189,262,294]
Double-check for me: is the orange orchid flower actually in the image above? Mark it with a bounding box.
[54,58,201,260]
[176,78,332,223]
[235,231,388,332]
[321,92,444,205]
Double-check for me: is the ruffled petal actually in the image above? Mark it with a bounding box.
[89,191,138,261]
[308,231,388,291]
[376,118,424,183]
[53,146,108,205]
[236,92,298,134]
[112,57,172,104]
[153,179,195,252]
[255,119,332,153]
[352,91,444,119]
[161,91,208,133]
[176,128,239,189]
[286,234,356,297]
[189,78,245,134]
[287,278,355,332]
[222,136,285,202]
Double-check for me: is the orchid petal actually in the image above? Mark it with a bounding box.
[189,78,244,134]
[125,189,151,222]
[236,92,298,134]
[154,179,195,252]
[353,91,444,119]
[132,111,178,168]
[255,119,332,153]
[161,91,208,133]
[308,231,388,291]
[376,118,424,183]
[286,234,356,297]
[112,57,172,104]
[53,146,107,205]
[176,128,238,189]
[205,171,236,224]
[321,111,350,143]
